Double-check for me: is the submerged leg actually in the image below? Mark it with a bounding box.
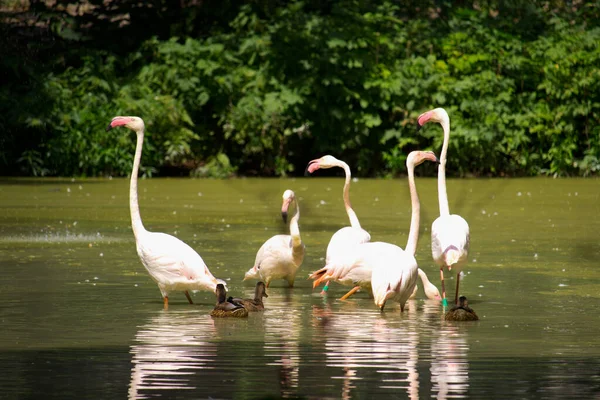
[454,273,461,306]
[440,268,447,307]
[163,296,169,310]
[320,280,331,296]
[339,285,361,301]
[185,290,194,304]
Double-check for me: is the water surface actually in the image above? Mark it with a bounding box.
[0,177,599,399]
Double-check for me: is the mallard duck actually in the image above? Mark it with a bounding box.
[210,284,248,318]
[228,281,269,311]
[445,296,479,321]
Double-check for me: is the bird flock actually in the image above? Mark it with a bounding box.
[106,107,476,321]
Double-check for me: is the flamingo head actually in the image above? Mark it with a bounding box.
[443,246,461,270]
[106,116,145,133]
[416,108,449,131]
[306,155,341,174]
[372,282,397,311]
[281,189,295,223]
[407,150,439,167]
[244,265,260,281]
[424,282,442,300]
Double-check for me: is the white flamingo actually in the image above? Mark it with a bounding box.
[370,151,438,311]
[417,108,470,306]
[306,155,371,299]
[410,268,442,300]
[244,189,304,287]
[107,116,225,309]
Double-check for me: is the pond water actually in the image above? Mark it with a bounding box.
[0,176,599,399]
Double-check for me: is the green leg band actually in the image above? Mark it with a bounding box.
[442,298,448,307]
[322,285,329,292]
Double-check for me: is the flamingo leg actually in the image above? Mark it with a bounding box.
[163,296,169,310]
[440,268,446,301]
[439,268,447,305]
[185,290,194,304]
[454,273,461,306]
[339,285,361,301]
[320,280,331,295]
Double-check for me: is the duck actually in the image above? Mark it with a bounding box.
[228,282,269,311]
[445,296,479,321]
[210,284,248,318]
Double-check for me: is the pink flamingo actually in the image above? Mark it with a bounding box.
[107,116,226,309]
[306,155,371,299]
[417,108,470,306]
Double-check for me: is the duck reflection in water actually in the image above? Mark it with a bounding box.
[445,296,479,321]
[228,281,268,311]
[211,283,248,318]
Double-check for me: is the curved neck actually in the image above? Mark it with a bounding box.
[130,130,146,237]
[417,268,429,285]
[340,161,361,229]
[404,163,421,256]
[289,197,303,265]
[438,117,450,216]
[289,197,302,248]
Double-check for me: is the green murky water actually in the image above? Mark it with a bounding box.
[0,177,599,399]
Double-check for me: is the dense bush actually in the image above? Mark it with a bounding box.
[1,1,599,177]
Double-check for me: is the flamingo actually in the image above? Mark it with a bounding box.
[417,107,470,306]
[306,155,371,299]
[410,268,442,300]
[244,189,304,287]
[106,116,226,309]
[370,150,439,311]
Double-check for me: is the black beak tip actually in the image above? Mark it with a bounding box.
[105,123,113,132]
[416,124,422,133]
[281,212,288,224]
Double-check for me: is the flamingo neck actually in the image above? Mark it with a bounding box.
[289,198,303,265]
[418,268,429,285]
[130,130,146,238]
[340,161,361,229]
[404,162,421,256]
[438,117,451,216]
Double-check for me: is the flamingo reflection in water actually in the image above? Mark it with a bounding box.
[128,310,217,399]
[312,301,422,400]
[262,290,302,397]
[430,323,471,399]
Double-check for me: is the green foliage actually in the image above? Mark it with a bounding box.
[1,0,600,177]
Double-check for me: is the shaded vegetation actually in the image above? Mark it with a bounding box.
[1,0,599,177]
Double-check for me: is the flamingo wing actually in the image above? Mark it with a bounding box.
[137,232,214,285]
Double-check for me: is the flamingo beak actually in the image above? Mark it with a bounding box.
[306,159,320,174]
[281,197,292,223]
[416,111,431,132]
[106,123,113,132]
